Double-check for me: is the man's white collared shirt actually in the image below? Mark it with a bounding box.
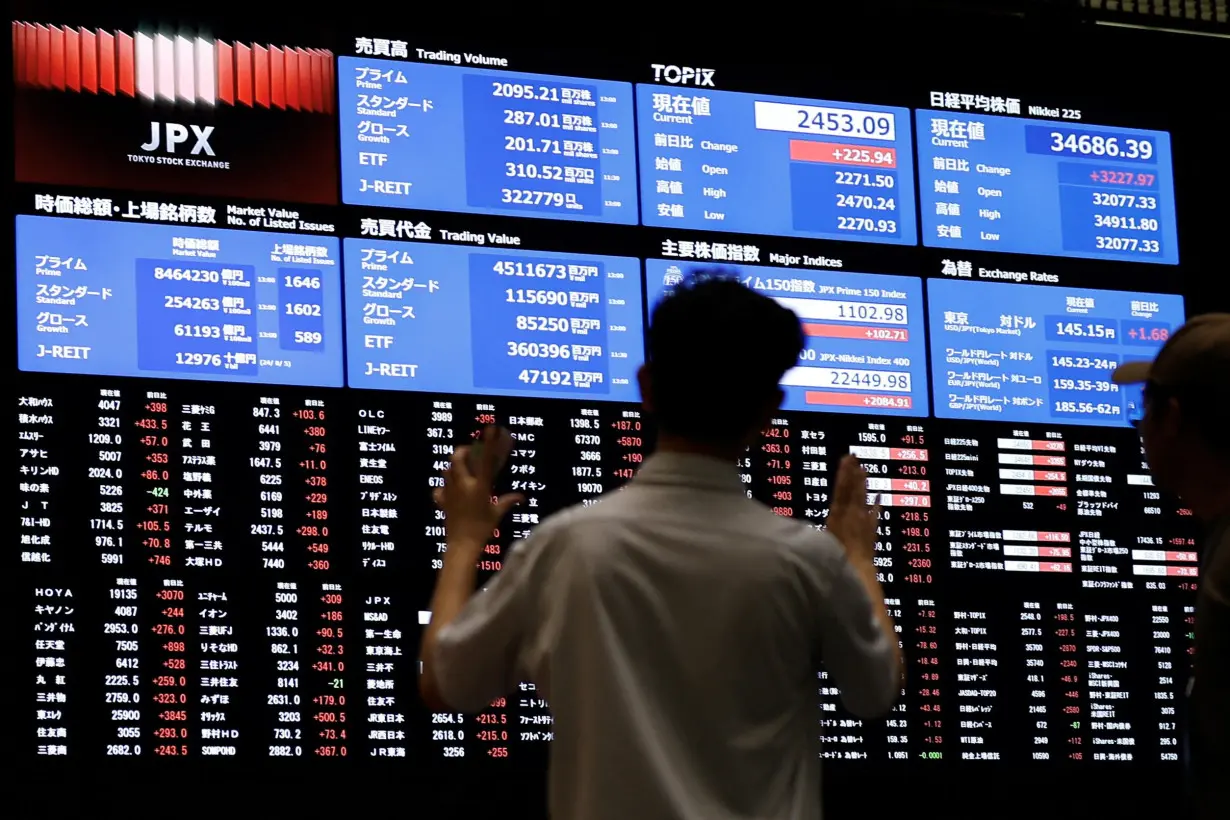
[435,452,899,820]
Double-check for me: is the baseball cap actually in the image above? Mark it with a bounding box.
[1111,313,1230,389]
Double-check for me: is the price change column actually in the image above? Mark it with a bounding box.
[283,397,351,760]
[844,420,944,762]
[743,416,853,760]
[134,390,201,760]
[746,416,798,516]
[753,411,946,762]
[746,415,883,761]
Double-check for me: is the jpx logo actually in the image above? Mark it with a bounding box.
[651,64,714,87]
[140,122,216,156]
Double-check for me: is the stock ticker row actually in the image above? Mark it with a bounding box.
[13,19,1202,769]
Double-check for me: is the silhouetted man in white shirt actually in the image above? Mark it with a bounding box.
[420,272,903,820]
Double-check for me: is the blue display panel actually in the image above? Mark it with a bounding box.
[916,111,1178,264]
[636,86,917,245]
[927,278,1185,426]
[339,58,638,224]
[16,216,343,386]
[645,260,928,416]
[344,240,643,400]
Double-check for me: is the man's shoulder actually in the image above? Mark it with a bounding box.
[736,501,842,549]
[524,487,844,568]
[544,486,812,529]
[520,494,633,549]
[513,501,608,552]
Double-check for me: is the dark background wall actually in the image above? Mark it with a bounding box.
[4,1,1227,818]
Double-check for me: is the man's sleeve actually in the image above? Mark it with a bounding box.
[793,532,900,719]
[432,534,544,713]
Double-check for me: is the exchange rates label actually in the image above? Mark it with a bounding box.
[16,216,343,385]
[916,111,1178,264]
[339,58,637,223]
[636,86,917,245]
[344,240,643,400]
[645,260,928,415]
[927,278,1185,426]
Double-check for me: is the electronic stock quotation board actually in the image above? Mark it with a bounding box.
[10,14,1198,785]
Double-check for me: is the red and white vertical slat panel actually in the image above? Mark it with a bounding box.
[269,44,285,108]
[64,26,79,90]
[12,22,334,112]
[117,31,135,97]
[195,37,215,104]
[48,24,64,88]
[284,45,300,110]
[98,29,116,94]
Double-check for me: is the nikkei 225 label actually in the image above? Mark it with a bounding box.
[344,240,643,400]
[15,216,343,386]
[339,58,638,224]
[644,260,928,416]
[637,86,916,245]
[927,278,1185,427]
[916,111,1178,264]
